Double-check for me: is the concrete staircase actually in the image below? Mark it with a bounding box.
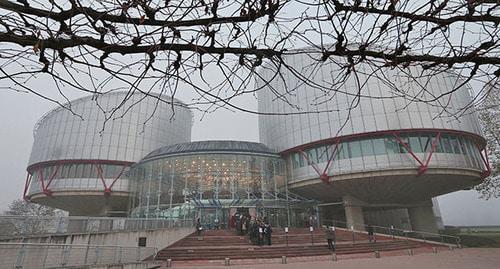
[155,228,427,261]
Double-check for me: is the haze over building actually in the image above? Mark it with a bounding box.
[22,54,491,233]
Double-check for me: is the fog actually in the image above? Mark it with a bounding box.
[1,87,499,226]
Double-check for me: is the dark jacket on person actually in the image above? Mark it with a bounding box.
[367,225,374,235]
[325,229,335,240]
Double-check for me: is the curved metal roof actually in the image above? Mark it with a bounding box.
[33,91,192,138]
[142,140,278,160]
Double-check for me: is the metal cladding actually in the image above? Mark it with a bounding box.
[25,92,193,215]
[256,52,490,203]
[143,140,278,160]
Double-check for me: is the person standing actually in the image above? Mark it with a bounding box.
[242,216,247,235]
[264,223,272,246]
[325,226,336,251]
[195,218,202,236]
[367,224,375,243]
[258,222,264,246]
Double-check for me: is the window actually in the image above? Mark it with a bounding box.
[450,136,461,154]
[288,132,476,170]
[316,146,328,163]
[307,148,318,164]
[372,138,386,155]
[337,144,348,160]
[138,237,147,247]
[348,141,362,158]
[421,134,432,152]
[441,135,453,153]
[409,136,423,153]
[432,134,443,153]
[291,154,299,169]
[385,137,399,154]
[458,137,468,155]
[360,139,374,156]
[398,135,408,153]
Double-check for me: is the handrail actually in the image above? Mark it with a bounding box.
[0,241,158,269]
[0,215,195,239]
[0,215,195,221]
[319,218,461,246]
[0,242,155,248]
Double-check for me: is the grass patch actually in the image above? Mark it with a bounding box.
[458,233,500,248]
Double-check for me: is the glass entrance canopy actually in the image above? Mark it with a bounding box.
[128,141,316,227]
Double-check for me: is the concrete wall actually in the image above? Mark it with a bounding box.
[85,262,158,269]
[2,227,193,250]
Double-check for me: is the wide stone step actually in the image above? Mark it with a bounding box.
[175,234,386,247]
[157,245,421,260]
[156,241,421,261]
[155,229,428,262]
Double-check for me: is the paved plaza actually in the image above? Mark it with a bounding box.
[163,248,500,269]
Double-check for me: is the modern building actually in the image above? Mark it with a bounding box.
[24,92,193,216]
[128,140,315,228]
[256,52,490,232]
[23,52,490,233]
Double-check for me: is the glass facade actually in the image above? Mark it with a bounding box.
[28,163,131,194]
[289,132,484,170]
[128,142,317,227]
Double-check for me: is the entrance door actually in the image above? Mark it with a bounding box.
[200,207,230,229]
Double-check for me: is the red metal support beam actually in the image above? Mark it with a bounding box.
[280,128,486,155]
[96,164,128,196]
[298,150,323,177]
[34,165,62,197]
[37,168,47,196]
[298,140,341,184]
[392,133,425,167]
[419,132,442,176]
[24,160,132,198]
[23,173,32,201]
[96,164,108,192]
[286,129,486,179]
[478,147,492,179]
[322,140,340,176]
[392,132,443,176]
[106,166,127,195]
[43,165,61,194]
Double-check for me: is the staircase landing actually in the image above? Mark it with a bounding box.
[154,228,444,265]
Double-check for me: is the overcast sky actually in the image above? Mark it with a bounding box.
[1,88,499,225]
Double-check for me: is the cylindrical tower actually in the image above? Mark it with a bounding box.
[257,52,490,232]
[24,92,193,216]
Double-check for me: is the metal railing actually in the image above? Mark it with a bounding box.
[319,219,461,247]
[0,215,194,239]
[0,242,157,269]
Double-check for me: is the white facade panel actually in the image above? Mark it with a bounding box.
[29,92,192,165]
[257,51,485,188]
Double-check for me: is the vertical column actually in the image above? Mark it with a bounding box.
[407,201,439,234]
[145,164,153,219]
[343,195,365,230]
[155,163,161,218]
[260,159,266,200]
[168,163,174,219]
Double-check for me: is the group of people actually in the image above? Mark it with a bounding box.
[248,217,273,246]
[230,212,251,235]
[230,213,273,246]
[196,214,377,251]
